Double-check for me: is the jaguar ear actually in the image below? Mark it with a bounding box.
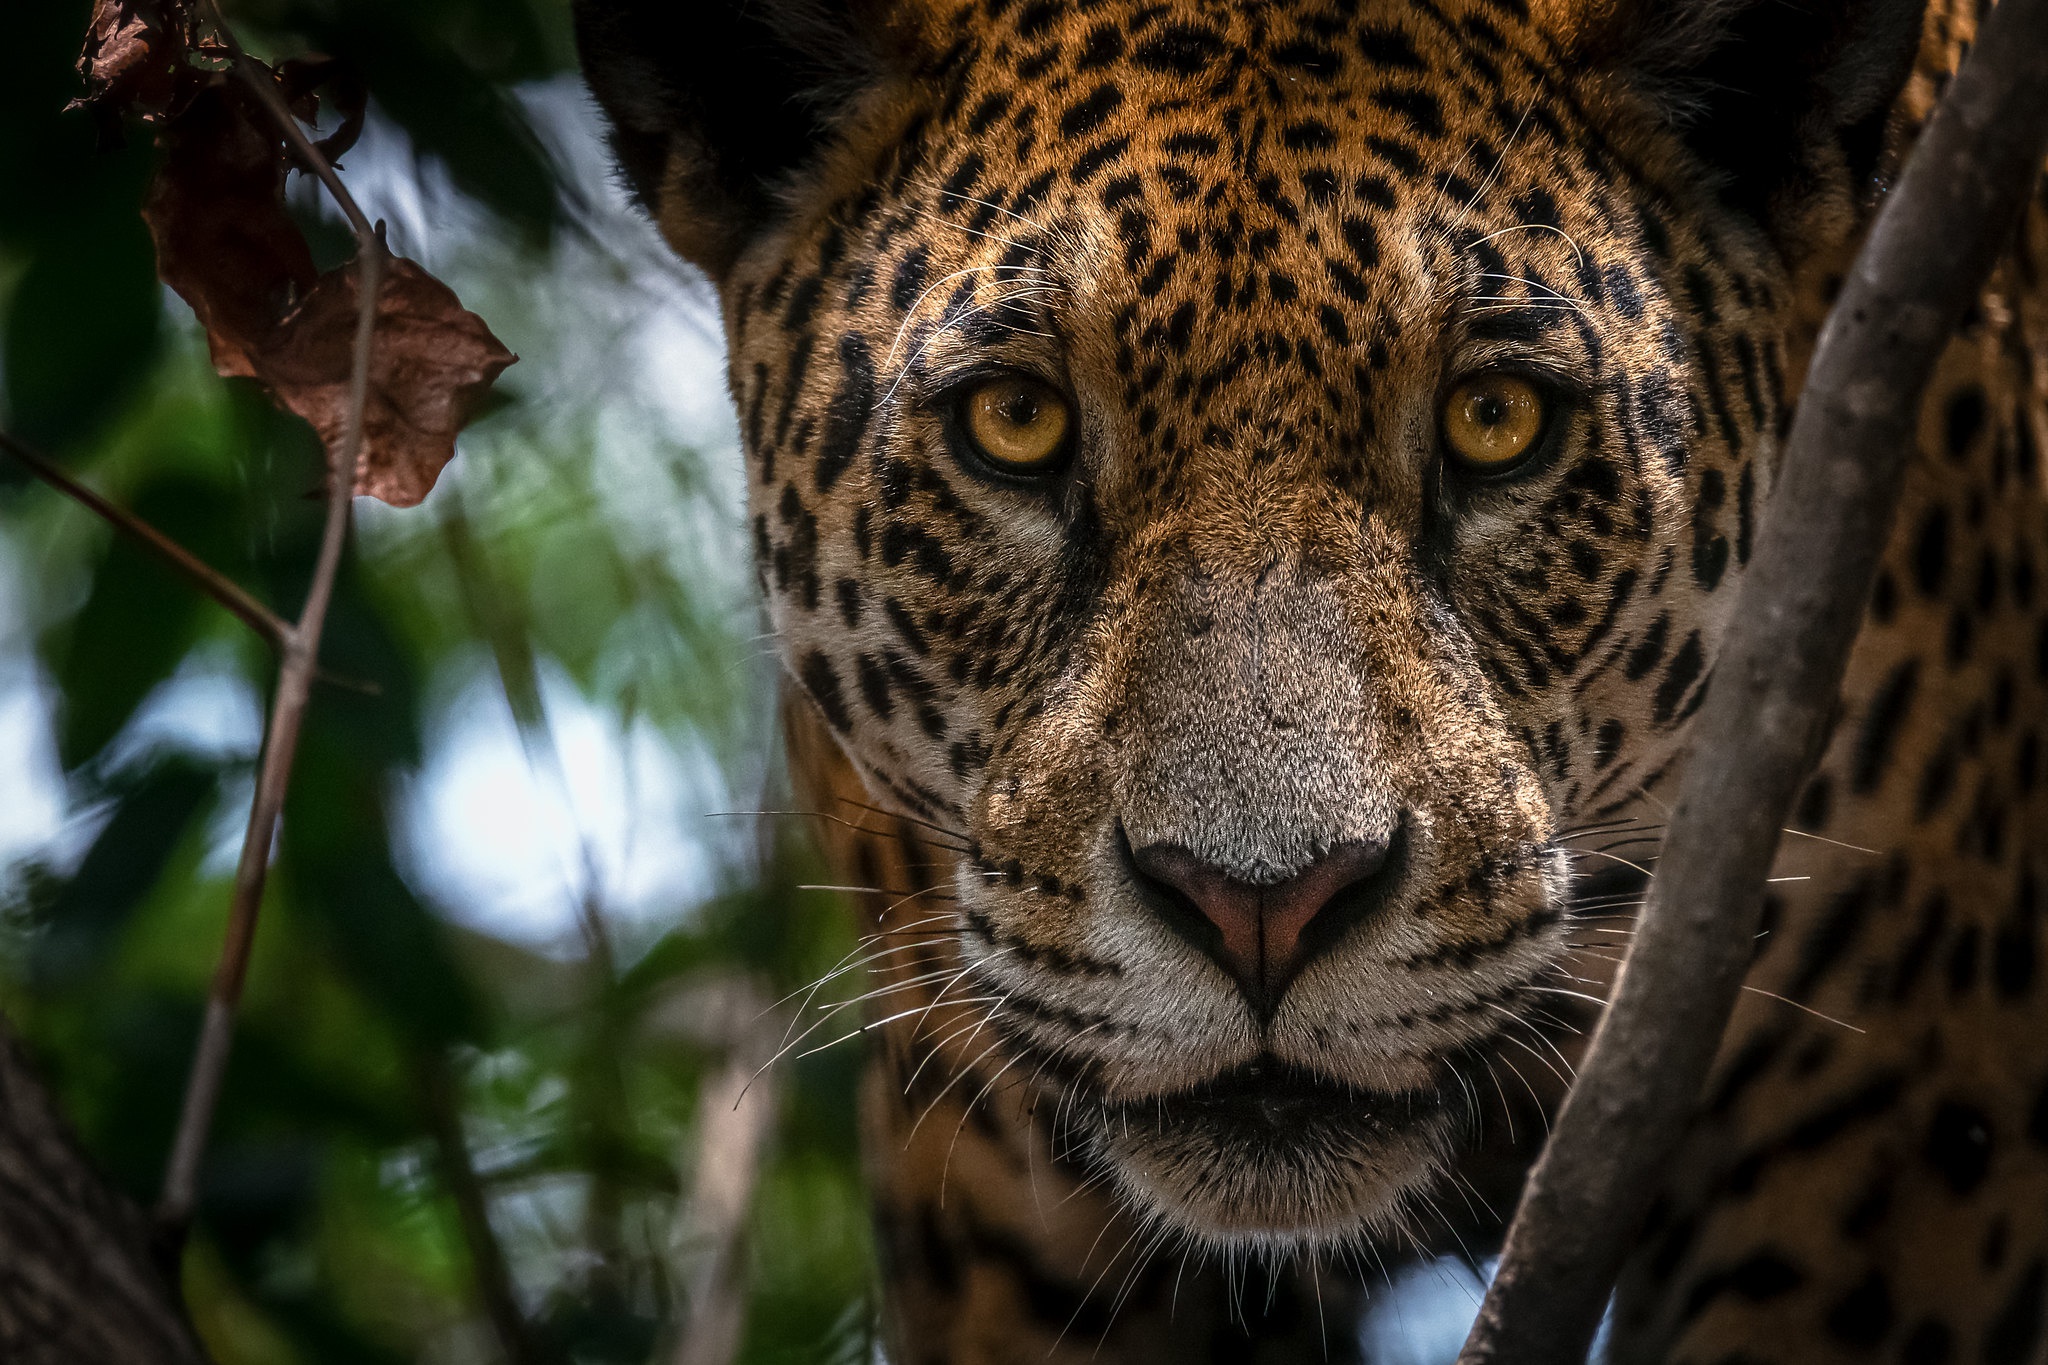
[574,0,905,277]
[1551,0,1930,249]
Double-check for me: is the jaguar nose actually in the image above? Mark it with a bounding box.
[1125,831,1398,1012]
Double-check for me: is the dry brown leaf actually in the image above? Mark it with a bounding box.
[142,83,318,367]
[258,259,518,508]
[70,0,187,121]
[138,82,515,508]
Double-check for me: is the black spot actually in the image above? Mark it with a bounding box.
[1070,135,1131,185]
[940,151,986,206]
[891,246,930,312]
[1692,467,1730,589]
[1132,23,1225,75]
[1364,133,1424,176]
[1593,717,1625,769]
[1075,20,1124,69]
[856,653,895,721]
[1994,878,2038,1000]
[965,91,1011,135]
[1281,119,1336,152]
[836,577,863,629]
[1603,265,1644,319]
[1891,893,1950,1003]
[1789,876,1874,1000]
[1014,0,1059,37]
[1651,631,1704,723]
[1271,39,1344,76]
[1926,1102,1994,1196]
[1340,215,1379,269]
[799,651,852,732]
[1850,661,1919,792]
[1949,924,1982,996]
[1371,86,1444,138]
[1059,83,1124,140]
[782,274,824,332]
[1683,1249,1804,1323]
[1354,173,1397,209]
[1624,613,1670,680]
[816,334,876,492]
[1983,1259,2046,1364]
[1357,25,1426,70]
[1825,1270,1892,1349]
[1795,772,1832,830]
[1915,506,1951,595]
[1839,1172,1891,1238]
[1944,386,1988,461]
[1902,1319,1954,1365]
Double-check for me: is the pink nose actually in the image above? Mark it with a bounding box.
[1127,836,1395,1010]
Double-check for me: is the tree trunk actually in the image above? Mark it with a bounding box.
[0,1013,207,1364]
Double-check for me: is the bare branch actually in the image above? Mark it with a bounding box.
[416,1050,559,1365]
[155,3,390,1232]
[0,427,289,650]
[1459,5,2048,1363]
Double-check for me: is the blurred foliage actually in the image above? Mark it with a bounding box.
[0,3,876,1363]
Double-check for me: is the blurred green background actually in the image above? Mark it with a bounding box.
[0,3,879,1362]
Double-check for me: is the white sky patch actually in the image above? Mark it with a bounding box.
[0,538,68,891]
[1358,1255,1492,1365]
[396,653,727,952]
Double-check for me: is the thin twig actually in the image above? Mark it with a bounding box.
[1458,5,2048,1362]
[155,5,391,1232]
[195,0,377,246]
[0,427,289,648]
[416,1049,559,1365]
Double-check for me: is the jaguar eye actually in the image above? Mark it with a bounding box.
[956,375,1073,475]
[1441,372,1549,473]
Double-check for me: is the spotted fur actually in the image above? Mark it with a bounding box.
[577,0,2048,1359]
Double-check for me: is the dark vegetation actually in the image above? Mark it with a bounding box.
[0,2,876,1361]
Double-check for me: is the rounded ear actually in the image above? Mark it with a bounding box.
[574,0,902,276]
[1550,0,1930,249]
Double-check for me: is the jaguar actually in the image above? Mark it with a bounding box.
[574,0,2048,1359]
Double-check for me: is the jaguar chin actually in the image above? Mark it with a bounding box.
[1079,1060,1461,1252]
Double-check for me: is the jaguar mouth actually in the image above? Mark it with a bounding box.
[1112,1058,1444,1144]
[1082,1057,1456,1249]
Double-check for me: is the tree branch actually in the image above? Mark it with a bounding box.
[1458,5,2048,1363]
[155,3,390,1236]
[0,1014,208,1365]
[415,1049,559,1365]
[0,428,289,650]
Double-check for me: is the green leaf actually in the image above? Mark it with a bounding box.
[2,196,162,452]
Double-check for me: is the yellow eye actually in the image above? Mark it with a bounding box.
[958,375,1072,474]
[1441,373,1548,472]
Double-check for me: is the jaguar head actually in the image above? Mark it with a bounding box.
[578,0,1925,1250]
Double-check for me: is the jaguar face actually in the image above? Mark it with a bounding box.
[578,0,1913,1252]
